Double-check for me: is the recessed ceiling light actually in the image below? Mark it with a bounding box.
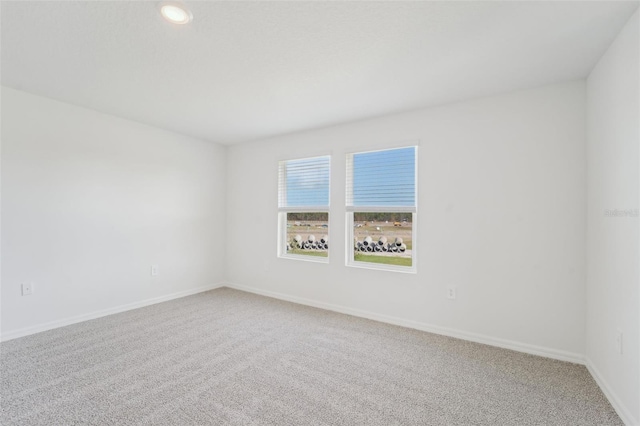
[159,2,193,25]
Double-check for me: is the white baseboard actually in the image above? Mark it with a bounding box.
[223,282,585,365]
[0,282,225,342]
[585,357,639,426]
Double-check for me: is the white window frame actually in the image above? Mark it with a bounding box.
[345,146,417,273]
[277,155,330,264]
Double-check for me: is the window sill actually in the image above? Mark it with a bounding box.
[346,260,416,274]
[278,253,329,264]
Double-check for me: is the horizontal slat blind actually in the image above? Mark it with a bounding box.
[346,146,416,211]
[278,155,330,210]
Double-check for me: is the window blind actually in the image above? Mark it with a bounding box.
[278,155,330,211]
[346,146,416,212]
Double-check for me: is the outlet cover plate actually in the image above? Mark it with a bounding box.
[616,330,623,355]
[21,283,33,296]
[447,287,456,300]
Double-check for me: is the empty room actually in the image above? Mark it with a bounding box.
[1,1,639,425]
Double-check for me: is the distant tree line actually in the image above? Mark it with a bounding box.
[286,212,411,223]
[287,212,328,221]
[354,212,411,223]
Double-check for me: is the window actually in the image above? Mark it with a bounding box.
[278,155,330,261]
[346,146,417,271]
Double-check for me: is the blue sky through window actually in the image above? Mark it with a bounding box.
[285,156,330,207]
[352,147,415,206]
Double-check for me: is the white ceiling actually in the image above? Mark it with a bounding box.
[1,1,638,145]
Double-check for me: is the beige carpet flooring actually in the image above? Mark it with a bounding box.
[1,287,622,425]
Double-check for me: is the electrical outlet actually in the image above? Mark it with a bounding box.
[151,264,159,276]
[21,283,33,296]
[616,330,623,355]
[447,287,456,300]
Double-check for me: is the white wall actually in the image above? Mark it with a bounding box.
[586,9,639,426]
[1,87,227,339]
[226,81,587,361]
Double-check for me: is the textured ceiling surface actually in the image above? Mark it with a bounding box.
[1,1,638,144]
